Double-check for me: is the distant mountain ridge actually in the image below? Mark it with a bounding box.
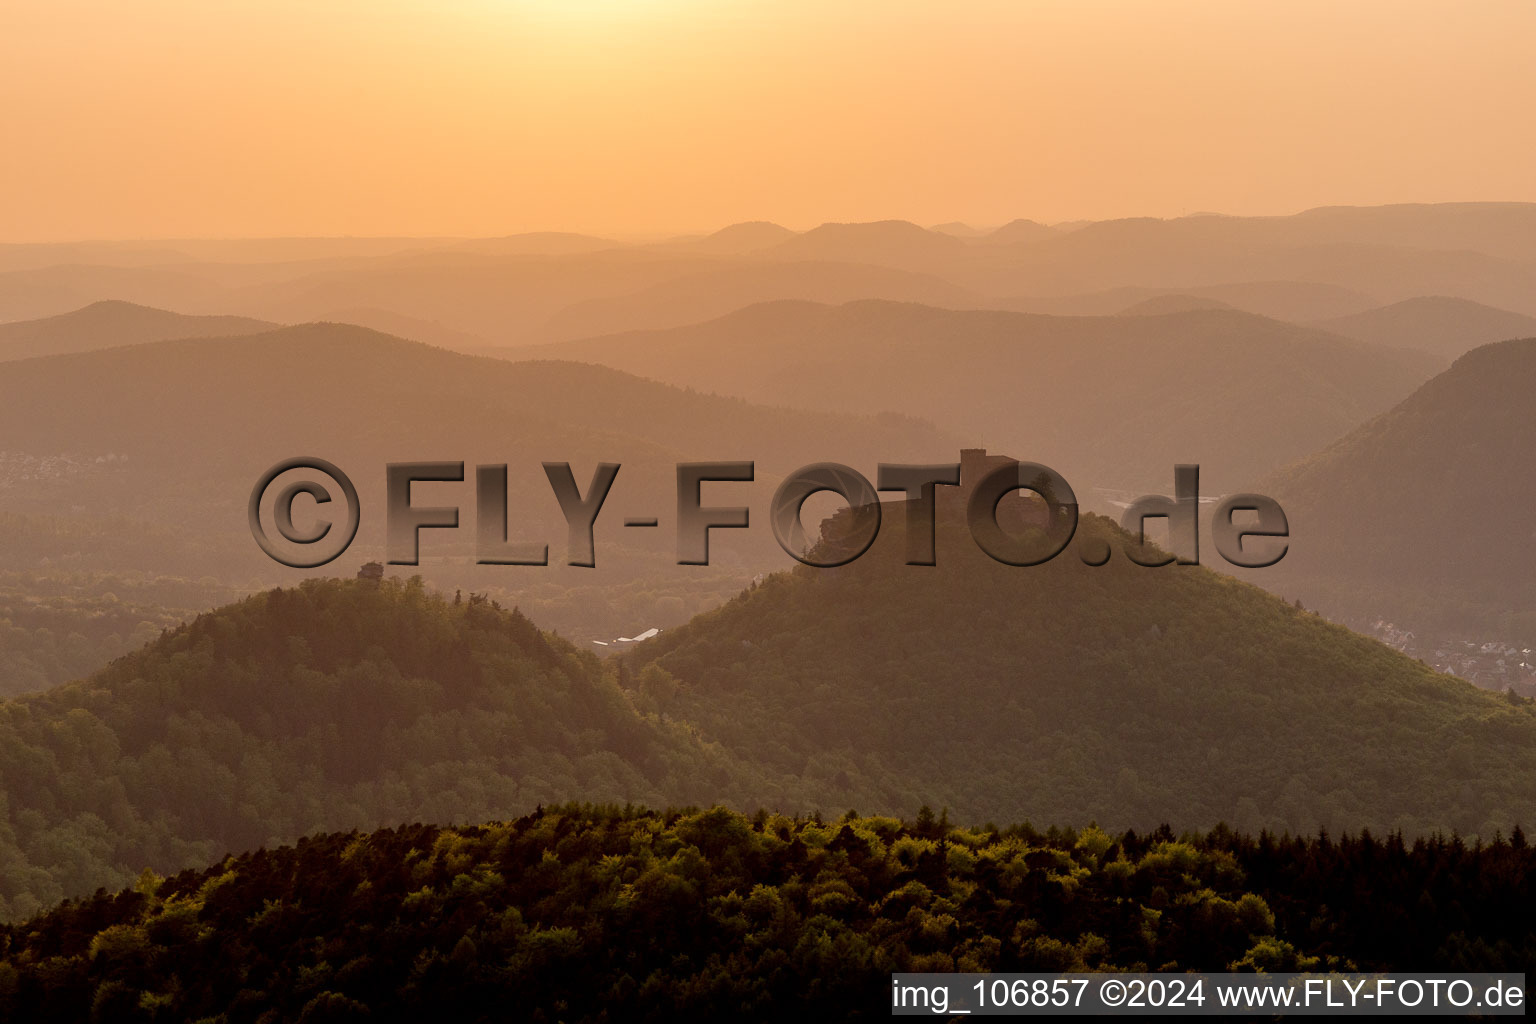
[0,300,275,361]
[533,260,983,341]
[3,203,1535,337]
[502,298,1442,493]
[764,220,972,273]
[0,319,955,639]
[658,220,798,254]
[1116,294,1235,316]
[1314,296,1536,359]
[1007,280,1379,322]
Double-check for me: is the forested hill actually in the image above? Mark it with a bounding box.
[0,578,743,921]
[8,528,1536,924]
[1252,336,1536,639]
[2,806,1531,1022]
[627,508,1536,836]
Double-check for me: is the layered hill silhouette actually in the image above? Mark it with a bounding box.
[979,218,1059,245]
[222,246,988,345]
[929,220,988,237]
[315,305,492,350]
[656,220,798,254]
[0,322,953,638]
[223,251,743,343]
[1011,280,1378,322]
[763,220,975,276]
[0,321,948,491]
[745,206,1536,304]
[989,204,1536,311]
[533,260,982,342]
[1251,337,1536,642]
[1315,296,1536,360]
[431,231,620,256]
[0,301,274,361]
[626,497,1536,837]
[507,300,1441,492]
[5,204,1534,343]
[0,265,227,323]
[1116,294,1235,316]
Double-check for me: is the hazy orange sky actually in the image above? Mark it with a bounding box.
[3,0,1535,241]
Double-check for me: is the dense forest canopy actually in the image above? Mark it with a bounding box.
[1,805,1531,1022]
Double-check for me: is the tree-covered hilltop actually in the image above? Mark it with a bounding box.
[627,508,1536,837]
[1,805,1531,1023]
[0,578,745,921]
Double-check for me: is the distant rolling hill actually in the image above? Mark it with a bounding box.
[978,218,1059,245]
[0,300,275,361]
[7,204,1532,344]
[428,231,620,256]
[656,220,798,254]
[1314,296,1536,360]
[0,321,954,638]
[1117,294,1235,316]
[763,220,974,276]
[256,205,1536,327]
[1011,280,1380,322]
[533,260,986,342]
[314,305,492,351]
[0,244,1003,347]
[732,205,1536,307]
[0,321,951,509]
[223,250,742,343]
[1250,337,1536,644]
[988,205,1536,312]
[929,220,988,237]
[503,299,1442,493]
[1278,202,1536,263]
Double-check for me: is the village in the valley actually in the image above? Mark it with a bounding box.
[1368,619,1536,697]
